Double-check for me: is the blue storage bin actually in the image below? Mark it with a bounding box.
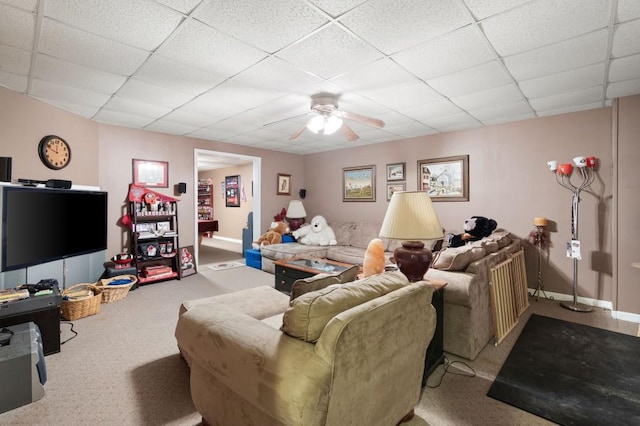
[245,249,262,269]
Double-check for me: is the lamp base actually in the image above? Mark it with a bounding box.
[560,301,593,312]
[394,241,433,282]
[286,217,305,231]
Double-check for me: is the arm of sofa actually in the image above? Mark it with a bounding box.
[175,304,332,424]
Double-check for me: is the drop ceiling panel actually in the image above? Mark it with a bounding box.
[276,24,383,80]
[607,79,640,99]
[116,78,194,109]
[0,0,37,12]
[30,78,111,108]
[195,0,327,53]
[612,20,640,57]
[481,0,610,56]
[402,99,464,121]
[451,83,523,111]
[102,96,173,119]
[93,109,156,128]
[530,86,604,113]
[136,55,225,96]
[145,119,200,135]
[363,82,444,110]
[339,0,471,54]
[503,29,608,81]
[519,64,605,99]
[463,0,532,20]
[0,71,28,92]
[0,4,36,50]
[158,19,267,76]
[468,99,534,123]
[230,56,324,93]
[609,54,640,82]
[330,58,419,93]
[43,0,183,51]
[34,55,127,94]
[308,0,368,18]
[0,44,31,75]
[392,25,495,81]
[427,60,513,98]
[617,0,640,22]
[39,18,150,75]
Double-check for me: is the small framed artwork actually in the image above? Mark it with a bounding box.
[132,159,168,188]
[179,245,197,278]
[277,173,291,195]
[156,221,171,234]
[343,165,376,202]
[386,182,406,201]
[417,155,469,202]
[225,175,240,207]
[386,162,406,181]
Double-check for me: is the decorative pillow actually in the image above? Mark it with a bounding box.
[431,245,486,271]
[489,229,512,248]
[282,271,408,342]
[470,239,499,254]
[289,265,359,301]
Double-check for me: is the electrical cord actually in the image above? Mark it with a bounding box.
[60,321,78,345]
[424,356,476,389]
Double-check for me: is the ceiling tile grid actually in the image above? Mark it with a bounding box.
[0,0,639,156]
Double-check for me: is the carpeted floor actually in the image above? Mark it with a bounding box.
[488,314,640,425]
[0,262,637,425]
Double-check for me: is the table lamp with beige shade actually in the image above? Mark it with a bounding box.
[379,191,444,282]
[285,200,307,231]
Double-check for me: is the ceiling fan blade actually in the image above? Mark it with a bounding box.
[341,123,360,142]
[337,110,385,128]
[289,122,308,140]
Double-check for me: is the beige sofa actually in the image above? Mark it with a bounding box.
[175,271,436,426]
[260,221,428,274]
[262,222,522,361]
[425,229,522,360]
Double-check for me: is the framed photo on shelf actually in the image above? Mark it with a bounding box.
[156,221,171,234]
[277,173,291,195]
[386,162,406,181]
[343,165,376,202]
[386,182,406,201]
[417,155,469,202]
[132,159,168,188]
[225,175,240,207]
[179,245,197,278]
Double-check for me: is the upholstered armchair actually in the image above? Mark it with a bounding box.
[175,271,437,425]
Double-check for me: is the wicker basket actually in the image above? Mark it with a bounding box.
[97,275,137,303]
[61,283,102,320]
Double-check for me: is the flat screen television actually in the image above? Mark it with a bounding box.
[0,186,108,272]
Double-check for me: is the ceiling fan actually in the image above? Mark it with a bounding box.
[289,93,385,142]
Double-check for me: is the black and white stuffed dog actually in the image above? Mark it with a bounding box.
[446,216,498,248]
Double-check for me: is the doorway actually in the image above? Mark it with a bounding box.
[193,149,261,268]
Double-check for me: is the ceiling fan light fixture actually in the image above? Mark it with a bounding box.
[323,115,343,135]
[306,114,343,135]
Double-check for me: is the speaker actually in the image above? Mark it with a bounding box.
[44,179,72,189]
[299,188,306,199]
[0,157,11,182]
[177,182,187,194]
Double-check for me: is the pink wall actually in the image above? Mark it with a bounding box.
[1,85,638,316]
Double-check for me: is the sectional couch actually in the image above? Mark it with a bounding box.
[259,221,523,360]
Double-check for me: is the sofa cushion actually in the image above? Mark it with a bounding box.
[350,222,383,249]
[282,271,409,342]
[331,222,358,245]
[469,238,499,254]
[431,245,486,271]
[488,229,511,248]
[289,265,359,301]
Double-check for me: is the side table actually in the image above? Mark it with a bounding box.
[422,279,446,386]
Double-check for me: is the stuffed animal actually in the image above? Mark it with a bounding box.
[362,238,385,277]
[446,216,498,248]
[292,215,337,246]
[252,221,290,249]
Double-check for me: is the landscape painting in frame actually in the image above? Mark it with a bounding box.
[343,165,376,202]
[418,155,469,202]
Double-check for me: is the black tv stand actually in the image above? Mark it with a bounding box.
[0,287,61,356]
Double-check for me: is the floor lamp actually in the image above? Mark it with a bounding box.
[546,156,597,312]
[528,217,550,301]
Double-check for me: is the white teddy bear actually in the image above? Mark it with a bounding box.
[292,215,337,246]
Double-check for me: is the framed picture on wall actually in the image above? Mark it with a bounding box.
[386,162,406,181]
[225,175,240,207]
[343,165,376,202]
[132,159,168,188]
[417,155,469,202]
[277,173,291,195]
[386,182,406,201]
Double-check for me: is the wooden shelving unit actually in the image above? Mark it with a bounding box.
[129,196,180,285]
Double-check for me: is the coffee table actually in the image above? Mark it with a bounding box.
[273,256,354,294]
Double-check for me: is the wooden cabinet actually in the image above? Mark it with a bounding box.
[198,179,213,221]
[129,199,180,285]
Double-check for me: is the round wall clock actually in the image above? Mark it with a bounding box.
[38,135,71,170]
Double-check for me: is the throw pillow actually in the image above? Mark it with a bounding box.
[282,271,408,342]
[289,264,360,301]
[431,245,486,271]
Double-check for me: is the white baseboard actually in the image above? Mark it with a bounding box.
[528,288,640,325]
[212,236,242,244]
